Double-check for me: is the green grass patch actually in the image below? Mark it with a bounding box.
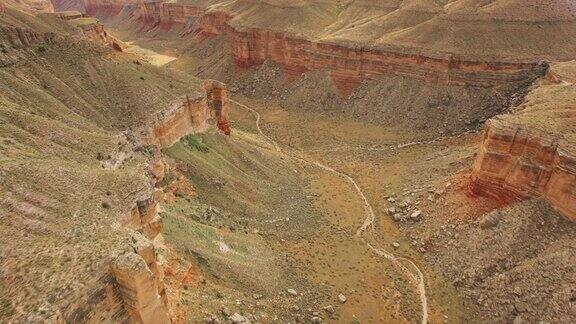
[182,134,210,153]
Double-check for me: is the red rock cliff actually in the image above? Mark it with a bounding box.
[470,119,576,221]
[144,80,231,147]
[84,0,137,16]
[84,0,546,95]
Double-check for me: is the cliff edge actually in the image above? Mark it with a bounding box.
[470,62,576,221]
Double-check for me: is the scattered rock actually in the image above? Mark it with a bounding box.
[479,210,503,229]
[392,242,400,249]
[311,316,322,323]
[323,305,335,314]
[229,313,248,324]
[338,293,347,303]
[252,294,263,300]
[393,213,405,222]
[410,210,423,221]
[220,307,231,317]
[287,288,298,296]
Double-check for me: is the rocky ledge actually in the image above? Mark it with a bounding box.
[470,64,576,221]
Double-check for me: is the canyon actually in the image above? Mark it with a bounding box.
[470,63,576,220]
[2,0,576,323]
[139,0,547,96]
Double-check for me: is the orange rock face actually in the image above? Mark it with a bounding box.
[78,21,125,51]
[112,249,170,324]
[203,80,231,136]
[226,27,543,95]
[470,119,576,221]
[84,0,137,16]
[151,96,211,147]
[135,2,546,96]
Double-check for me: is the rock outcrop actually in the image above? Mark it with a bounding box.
[107,80,231,322]
[141,80,231,147]
[134,1,547,96]
[203,80,231,136]
[470,120,576,220]
[470,63,576,221]
[84,0,137,16]
[71,17,125,51]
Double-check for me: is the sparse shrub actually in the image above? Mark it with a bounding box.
[183,135,209,153]
[96,152,104,160]
[140,76,145,80]
[35,45,47,54]
[101,202,110,209]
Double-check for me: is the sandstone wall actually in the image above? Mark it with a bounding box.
[137,3,544,96]
[203,79,231,136]
[85,0,137,16]
[470,119,576,221]
[149,96,211,147]
[222,19,543,95]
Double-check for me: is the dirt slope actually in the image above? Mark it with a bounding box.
[0,9,203,321]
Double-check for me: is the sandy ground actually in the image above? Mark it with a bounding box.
[123,41,177,66]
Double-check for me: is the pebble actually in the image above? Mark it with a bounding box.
[229,313,248,324]
[220,307,231,317]
[410,210,422,220]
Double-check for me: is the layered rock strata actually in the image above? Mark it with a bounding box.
[203,79,231,136]
[470,120,576,220]
[133,1,545,96]
[84,0,136,16]
[109,81,230,322]
[470,64,576,221]
[143,80,231,147]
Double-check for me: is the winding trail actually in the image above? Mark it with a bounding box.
[230,99,428,324]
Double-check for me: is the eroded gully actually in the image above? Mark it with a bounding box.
[229,99,429,324]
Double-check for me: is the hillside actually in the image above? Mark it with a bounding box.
[0,7,208,322]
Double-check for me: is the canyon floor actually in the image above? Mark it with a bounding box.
[118,41,576,323]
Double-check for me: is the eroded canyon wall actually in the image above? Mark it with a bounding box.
[134,2,546,96]
[84,0,137,16]
[56,81,228,323]
[470,117,576,221]
[75,18,125,51]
